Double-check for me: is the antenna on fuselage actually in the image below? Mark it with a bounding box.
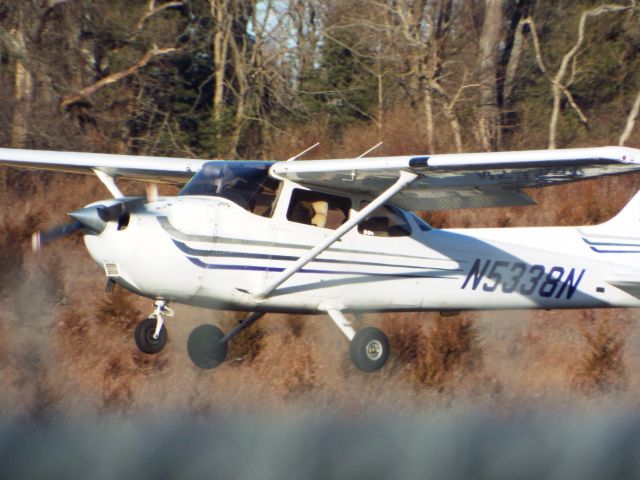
[356,142,383,158]
[286,142,320,162]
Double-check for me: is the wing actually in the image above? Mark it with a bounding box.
[0,148,211,185]
[270,146,640,210]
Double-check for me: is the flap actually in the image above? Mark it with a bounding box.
[270,146,640,210]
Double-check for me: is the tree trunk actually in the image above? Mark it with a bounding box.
[499,0,535,107]
[228,38,247,158]
[10,29,33,148]
[421,71,434,150]
[476,0,503,151]
[210,0,232,127]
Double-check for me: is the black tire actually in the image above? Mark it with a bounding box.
[349,327,390,372]
[134,317,167,354]
[187,324,228,369]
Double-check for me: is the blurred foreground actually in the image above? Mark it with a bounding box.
[1,411,640,479]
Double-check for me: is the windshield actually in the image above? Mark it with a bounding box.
[179,161,280,217]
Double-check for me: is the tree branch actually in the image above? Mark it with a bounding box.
[136,1,184,31]
[524,17,588,125]
[524,5,635,148]
[60,46,177,110]
[619,89,640,146]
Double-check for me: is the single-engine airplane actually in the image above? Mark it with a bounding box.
[1,145,640,372]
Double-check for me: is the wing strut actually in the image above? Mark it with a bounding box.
[251,170,418,301]
[93,169,124,198]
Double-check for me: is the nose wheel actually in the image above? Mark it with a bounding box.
[134,317,167,354]
[134,299,173,354]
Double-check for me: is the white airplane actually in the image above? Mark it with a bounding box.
[1,145,640,373]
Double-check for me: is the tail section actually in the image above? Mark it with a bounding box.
[599,190,640,231]
[583,191,640,298]
[579,190,640,254]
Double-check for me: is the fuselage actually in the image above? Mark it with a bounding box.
[82,186,640,315]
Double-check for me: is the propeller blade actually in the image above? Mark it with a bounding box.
[32,221,83,252]
[36,196,150,252]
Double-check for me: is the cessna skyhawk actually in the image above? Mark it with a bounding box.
[1,145,640,372]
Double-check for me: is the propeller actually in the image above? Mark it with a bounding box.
[31,197,149,252]
[31,185,159,252]
[32,221,84,251]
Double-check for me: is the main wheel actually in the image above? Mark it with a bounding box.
[134,317,167,354]
[187,324,228,369]
[349,327,390,372]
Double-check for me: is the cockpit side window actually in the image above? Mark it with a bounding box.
[287,189,351,230]
[358,203,412,237]
[179,162,280,217]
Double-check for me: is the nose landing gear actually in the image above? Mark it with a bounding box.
[134,299,173,354]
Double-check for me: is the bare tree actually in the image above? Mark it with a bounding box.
[619,89,640,146]
[524,4,633,149]
[10,27,32,148]
[476,0,504,152]
[60,46,178,110]
[210,0,234,128]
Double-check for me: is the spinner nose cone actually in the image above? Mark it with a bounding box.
[68,206,107,234]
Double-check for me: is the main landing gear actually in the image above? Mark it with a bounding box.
[134,299,173,354]
[184,309,390,373]
[326,309,390,372]
[187,312,264,369]
[133,299,390,372]
[349,327,390,372]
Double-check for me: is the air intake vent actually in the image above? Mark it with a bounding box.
[104,262,120,277]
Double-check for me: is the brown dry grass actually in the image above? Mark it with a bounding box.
[573,316,628,394]
[383,314,482,391]
[1,144,640,417]
[221,312,267,366]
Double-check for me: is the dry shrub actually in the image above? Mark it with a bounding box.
[385,318,430,383]
[385,315,482,389]
[496,213,512,228]
[96,288,142,332]
[223,313,266,366]
[573,320,627,394]
[131,350,169,374]
[286,314,305,338]
[98,344,168,413]
[422,210,450,229]
[425,316,482,387]
[0,211,39,292]
[58,308,89,341]
[283,350,316,400]
[27,380,62,423]
[100,356,134,413]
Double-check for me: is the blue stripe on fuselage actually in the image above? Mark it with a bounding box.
[185,257,454,279]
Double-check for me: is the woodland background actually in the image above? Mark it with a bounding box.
[1,0,640,418]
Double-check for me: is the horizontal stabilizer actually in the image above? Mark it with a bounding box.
[606,274,640,297]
